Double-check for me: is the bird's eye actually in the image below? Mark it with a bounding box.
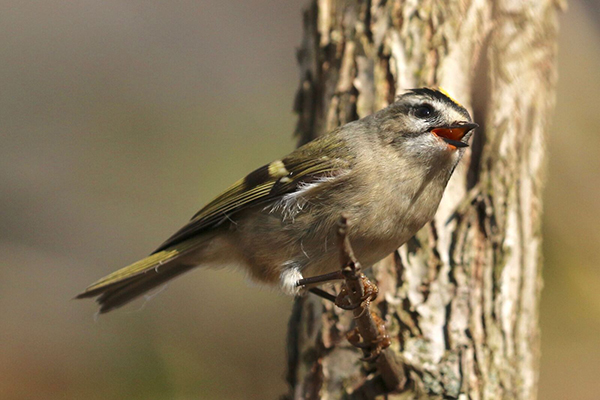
[414,104,434,118]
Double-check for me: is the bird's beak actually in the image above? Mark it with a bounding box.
[431,122,479,149]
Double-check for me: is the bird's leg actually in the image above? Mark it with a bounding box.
[308,287,337,303]
[297,270,344,302]
[296,270,344,287]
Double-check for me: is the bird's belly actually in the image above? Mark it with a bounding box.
[231,173,443,284]
[297,213,420,279]
[349,225,415,266]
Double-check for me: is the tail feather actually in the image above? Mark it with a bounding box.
[77,238,203,313]
[94,263,196,313]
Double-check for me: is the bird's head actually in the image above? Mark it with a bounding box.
[374,88,478,160]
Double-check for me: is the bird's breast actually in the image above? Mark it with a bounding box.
[345,161,451,265]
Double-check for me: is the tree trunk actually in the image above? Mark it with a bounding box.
[285,1,562,399]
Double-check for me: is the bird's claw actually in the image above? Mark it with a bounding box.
[334,273,378,310]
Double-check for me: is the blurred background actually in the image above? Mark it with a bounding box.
[0,1,598,399]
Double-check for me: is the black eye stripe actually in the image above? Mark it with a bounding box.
[405,88,471,120]
[414,104,435,118]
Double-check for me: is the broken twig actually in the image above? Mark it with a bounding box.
[334,215,408,394]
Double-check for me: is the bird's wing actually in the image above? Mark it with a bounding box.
[153,133,351,253]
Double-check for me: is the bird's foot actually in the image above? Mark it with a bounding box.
[334,273,379,311]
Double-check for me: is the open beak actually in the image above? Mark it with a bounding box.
[431,122,479,149]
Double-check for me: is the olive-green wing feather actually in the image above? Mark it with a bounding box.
[153,133,351,253]
[76,132,351,312]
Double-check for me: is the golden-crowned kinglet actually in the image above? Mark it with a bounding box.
[77,88,477,313]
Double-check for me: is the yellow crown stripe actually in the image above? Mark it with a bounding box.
[438,87,463,108]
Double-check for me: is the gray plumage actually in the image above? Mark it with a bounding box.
[77,88,476,313]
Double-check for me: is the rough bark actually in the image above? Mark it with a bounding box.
[286,1,563,399]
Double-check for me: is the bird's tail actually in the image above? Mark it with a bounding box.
[76,238,203,314]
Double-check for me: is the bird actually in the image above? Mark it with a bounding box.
[77,88,477,314]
